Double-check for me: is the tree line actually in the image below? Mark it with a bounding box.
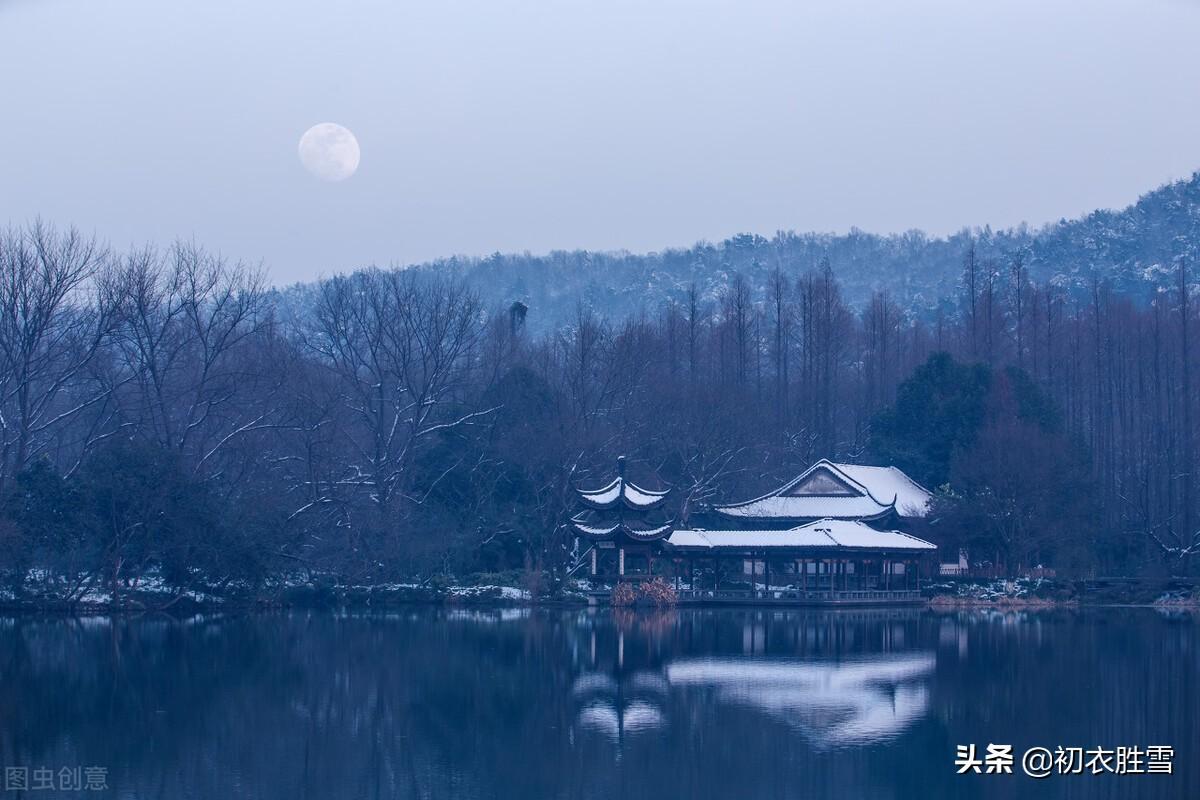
[0,222,1196,601]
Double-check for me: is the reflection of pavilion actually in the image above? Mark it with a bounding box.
[571,613,935,747]
[666,654,934,746]
[573,669,670,739]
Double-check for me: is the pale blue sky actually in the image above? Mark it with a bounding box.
[1,0,1198,283]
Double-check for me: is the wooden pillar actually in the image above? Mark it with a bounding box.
[764,558,771,597]
[802,558,808,593]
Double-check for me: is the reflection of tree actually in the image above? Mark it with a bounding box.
[0,608,942,799]
[0,614,302,774]
[611,607,678,635]
[0,608,1192,799]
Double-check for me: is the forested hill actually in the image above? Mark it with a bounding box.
[283,171,1200,331]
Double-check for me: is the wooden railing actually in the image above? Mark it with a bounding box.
[675,588,923,604]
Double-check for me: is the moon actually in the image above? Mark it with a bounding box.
[298,123,360,182]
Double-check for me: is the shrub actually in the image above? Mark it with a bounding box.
[609,578,678,607]
[637,577,678,607]
[610,582,637,606]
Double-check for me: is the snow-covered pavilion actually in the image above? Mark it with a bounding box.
[571,457,937,604]
[570,456,673,578]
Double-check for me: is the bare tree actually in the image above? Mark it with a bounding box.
[767,266,792,422]
[0,223,116,490]
[107,241,276,473]
[305,269,489,532]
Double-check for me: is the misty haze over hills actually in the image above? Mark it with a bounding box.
[279,171,1200,331]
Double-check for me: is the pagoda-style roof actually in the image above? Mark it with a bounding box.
[711,460,931,524]
[664,518,936,553]
[572,520,674,542]
[576,456,670,511]
[571,456,673,542]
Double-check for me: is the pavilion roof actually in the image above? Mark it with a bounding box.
[570,518,673,542]
[712,460,931,522]
[664,518,936,552]
[576,456,670,511]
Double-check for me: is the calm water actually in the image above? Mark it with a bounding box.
[0,608,1195,800]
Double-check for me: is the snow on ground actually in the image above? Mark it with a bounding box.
[447,585,531,601]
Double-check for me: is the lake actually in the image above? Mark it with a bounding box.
[0,607,1195,799]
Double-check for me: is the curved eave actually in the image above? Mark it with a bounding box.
[710,505,895,523]
[578,496,670,511]
[663,542,936,553]
[663,529,937,552]
[712,460,933,517]
[571,520,674,542]
[577,477,670,510]
[571,521,621,539]
[623,523,673,541]
[834,463,935,516]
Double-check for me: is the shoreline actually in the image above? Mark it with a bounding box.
[0,595,1195,617]
[1,575,1195,616]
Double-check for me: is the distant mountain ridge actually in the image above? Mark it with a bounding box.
[278,171,1200,331]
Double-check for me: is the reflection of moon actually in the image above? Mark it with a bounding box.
[298,123,360,181]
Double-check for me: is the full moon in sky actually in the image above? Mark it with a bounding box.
[297,123,360,181]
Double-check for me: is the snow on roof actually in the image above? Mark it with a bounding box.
[577,478,622,506]
[715,494,892,521]
[713,460,930,520]
[572,521,622,538]
[624,522,673,540]
[571,518,673,541]
[832,463,932,517]
[577,476,669,510]
[666,519,936,551]
[667,527,834,549]
[623,482,670,507]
